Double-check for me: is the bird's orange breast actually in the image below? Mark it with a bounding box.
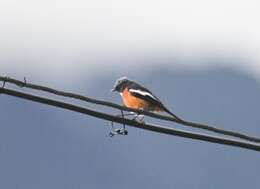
[122,88,162,112]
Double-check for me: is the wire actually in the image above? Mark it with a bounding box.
[1,76,260,143]
[1,87,260,152]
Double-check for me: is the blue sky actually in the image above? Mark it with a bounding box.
[1,67,260,188]
[1,1,260,188]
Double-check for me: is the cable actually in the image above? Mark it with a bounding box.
[1,87,260,152]
[1,76,260,143]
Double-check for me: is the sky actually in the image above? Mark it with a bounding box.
[1,1,260,188]
[1,0,260,82]
[1,68,260,189]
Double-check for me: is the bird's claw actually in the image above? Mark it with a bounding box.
[132,114,145,124]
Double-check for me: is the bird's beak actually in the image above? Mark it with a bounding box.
[110,88,116,92]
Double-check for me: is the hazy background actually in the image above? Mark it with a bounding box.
[0,0,260,188]
[1,0,260,82]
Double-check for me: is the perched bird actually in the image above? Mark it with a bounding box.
[111,77,182,121]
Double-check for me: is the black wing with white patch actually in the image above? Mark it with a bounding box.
[127,80,183,121]
[128,82,162,105]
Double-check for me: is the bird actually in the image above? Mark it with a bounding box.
[111,77,182,122]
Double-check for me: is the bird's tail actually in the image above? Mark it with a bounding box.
[161,105,184,122]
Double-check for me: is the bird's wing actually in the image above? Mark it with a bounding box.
[127,81,183,121]
[128,88,162,105]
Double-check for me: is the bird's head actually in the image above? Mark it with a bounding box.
[111,77,129,93]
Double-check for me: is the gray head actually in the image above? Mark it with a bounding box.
[111,77,130,92]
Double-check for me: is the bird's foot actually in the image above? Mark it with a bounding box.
[132,114,145,124]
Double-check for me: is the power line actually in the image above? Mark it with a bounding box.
[1,76,260,143]
[1,87,260,152]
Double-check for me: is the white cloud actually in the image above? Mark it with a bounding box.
[0,0,260,82]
